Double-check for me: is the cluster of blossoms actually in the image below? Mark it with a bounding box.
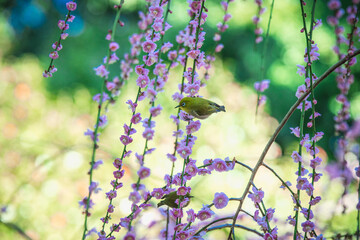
[213,0,233,53]
[78,160,102,216]
[326,0,360,214]
[43,1,77,77]
[97,158,126,237]
[153,156,234,238]
[85,40,123,144]
[252,0,267,44]
[98,2,177,238]
[287,5,326,236]
[248,186,278,238]
[254,79,270,107]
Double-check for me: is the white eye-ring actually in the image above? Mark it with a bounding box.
[182,102,186,106]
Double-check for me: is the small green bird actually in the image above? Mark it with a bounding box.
[157,191,193,208]
[175,97,226,119]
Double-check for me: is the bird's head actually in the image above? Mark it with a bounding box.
[175,97,193,112]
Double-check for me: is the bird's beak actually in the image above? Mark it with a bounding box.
[175,105,180,108]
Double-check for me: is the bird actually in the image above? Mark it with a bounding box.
[175,97,225,119]
[157,191,193,208]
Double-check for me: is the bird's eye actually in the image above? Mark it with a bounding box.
[182,102,186,107]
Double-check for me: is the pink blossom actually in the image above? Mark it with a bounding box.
[52,42,62,51]
[142,118,155,128]
[177,145,192,159]
[170,114,180,125]
[161,42,173,53]
[93,92,109,103]
[79,197,94,209]
[254,27,263,35]
[150,105,163,117]
[213,158,228,172]
[310,156,322,169]
[266,208,275,221]
[152,18,163,32]
[84,128,99,141]
[109,42,119,51]
[197,207,214,221]
[172,129,184,138]
[142,128,154,140]
[287,216,296,226]
[106,190,117,200]
[291,151,302,163]
[296,64,306,76]
[143,52,158,66]
[258,95,267,106]
[120,135,133,145]
[113,158,122,168]
[303,182,314,196]
[123,124,136,135]
[327,16,339,26]
[184,83,200,96]
[106,81,116,91]
[93,65,109,79]
[66,1,77,11]
[185,162,198,177]
[129,191,141,204]
[137,166,150,179]
[186,120,201,135]
[313,19,322,30]
[151,188,165,199]
[328,0,341,10]
[131,113,142,124]
[58,20,68,30]
[296,84,307,98]
[213,192,229,209]
[301,220,315,232]
[146,88,157,101]
[89,181,101,194]
[126,100,137,113]
[61,33,69,39]
[187,209,196,222]
[136,75,150,88]
[97,115,107,128]
[215,44,224,53]
[113,170,124,179]
[309,196,321,205]
[255,36,263,44]
[304,44,320,62]
[301,208,314,220]
[49,51,59,60]
[224,13,232,22]
[254,79,270,92]
[149,6,163,19]
[187,50,200,59]
[177,186,191,196]
[171,208,183,218]
[248,186,264,204]
[142,40,157,53]
[198,168,211,176]
[221,1,228,11]
[167,154,177,162]
[168,50,178,61]
[135,65,149,76]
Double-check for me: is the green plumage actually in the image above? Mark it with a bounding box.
[175,97,226,119]
[157,191,192,208]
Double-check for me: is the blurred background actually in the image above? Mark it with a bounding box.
[0,0,359,239]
